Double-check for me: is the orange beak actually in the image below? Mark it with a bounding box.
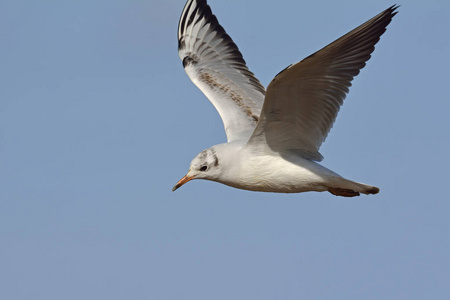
[172,175,194,191]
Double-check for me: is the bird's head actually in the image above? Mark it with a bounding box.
[172,147,222,191]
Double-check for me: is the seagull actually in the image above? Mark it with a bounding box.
[173,0,397,197]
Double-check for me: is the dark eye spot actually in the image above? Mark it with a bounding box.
[199,166,208,172]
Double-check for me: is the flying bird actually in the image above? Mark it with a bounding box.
[173,0,397,197]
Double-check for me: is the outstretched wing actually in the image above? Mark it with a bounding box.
[178,0,265,142]
[246,5,398,161]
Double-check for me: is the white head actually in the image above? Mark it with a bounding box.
[172,147,223,191]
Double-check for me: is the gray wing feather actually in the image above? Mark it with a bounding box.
[247,5,398,160]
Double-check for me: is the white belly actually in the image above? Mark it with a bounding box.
[221,154,342,193]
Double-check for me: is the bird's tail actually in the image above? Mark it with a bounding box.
[328,179,379,197]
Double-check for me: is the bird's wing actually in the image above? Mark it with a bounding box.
[178,0,265,142]
[246,5,398,161]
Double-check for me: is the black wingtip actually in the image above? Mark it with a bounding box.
[387,4,400,17]
[178,0,251,69]
[178,0,209,42]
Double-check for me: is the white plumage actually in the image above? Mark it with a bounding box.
[173,0,398,197]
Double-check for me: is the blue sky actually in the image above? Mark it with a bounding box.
[1,0,449,299]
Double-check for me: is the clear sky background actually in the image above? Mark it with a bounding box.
[1,0,449,299]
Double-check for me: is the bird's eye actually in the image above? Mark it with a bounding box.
[199,166,208,171]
